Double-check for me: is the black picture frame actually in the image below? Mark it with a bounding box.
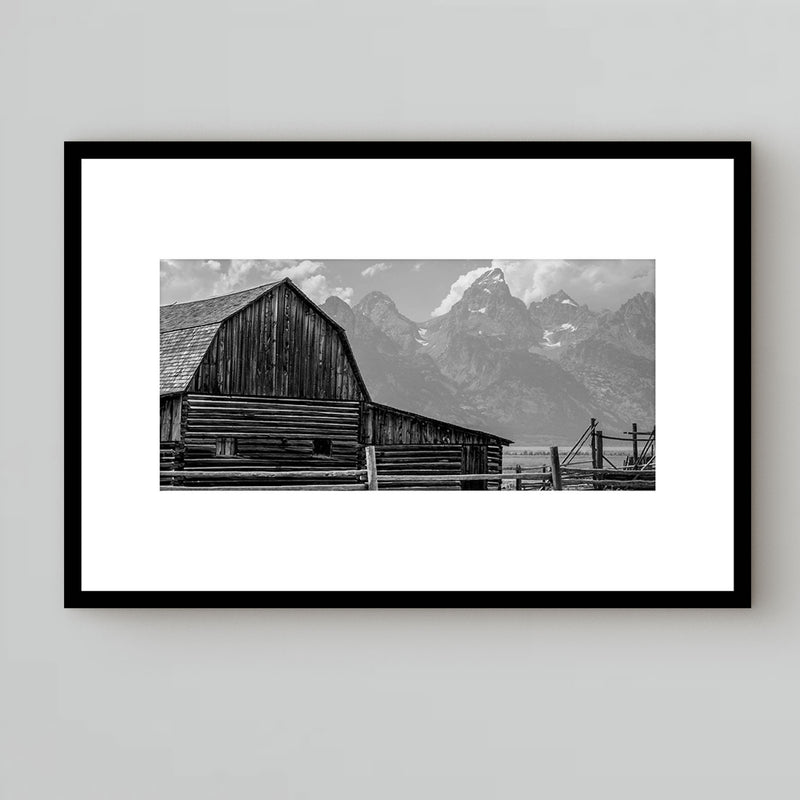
[65,141,751,609]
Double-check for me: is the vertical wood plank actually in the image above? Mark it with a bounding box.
[365,445,378,490]
[549,446,562,490]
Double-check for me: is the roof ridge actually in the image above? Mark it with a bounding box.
[160,280,280,309]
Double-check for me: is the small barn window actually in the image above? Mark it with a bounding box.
[312,438,332,458]
[216,437,237,457]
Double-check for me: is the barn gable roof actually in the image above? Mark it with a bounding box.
[159,279,370,400]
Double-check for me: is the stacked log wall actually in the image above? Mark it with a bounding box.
[179,394,361,487]
[360,404,508,490]
[364,444,464,490]
[159,441,184,486]
[486,443,503,490]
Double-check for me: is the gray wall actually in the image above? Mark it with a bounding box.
[0,1,794,797]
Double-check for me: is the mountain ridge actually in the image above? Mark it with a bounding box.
[324,273,654,444]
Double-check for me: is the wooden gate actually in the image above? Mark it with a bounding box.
[461,445,488,490]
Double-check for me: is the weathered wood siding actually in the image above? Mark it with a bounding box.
[362,403,502,445]
[359,403,506,490]
[461,444,488,490]
[486,443,503,490]
[160,440,184,486]
[188,282,365,401]
[160,394,183,440]
[369,444,464,490]
[179,394,361,486]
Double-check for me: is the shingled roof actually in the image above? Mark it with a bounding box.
[160,282,278,394]
[160,282,278,332]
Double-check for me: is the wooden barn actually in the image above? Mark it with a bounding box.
[160,279,512,489]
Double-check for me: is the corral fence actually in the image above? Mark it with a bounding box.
[509,418,656,491]
[161,451,655,492]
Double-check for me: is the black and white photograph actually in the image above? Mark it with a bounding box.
[160,259,655,491]
[66,141,746,605]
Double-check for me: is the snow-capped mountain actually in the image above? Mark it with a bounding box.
[528,290,599,351]
[323,270,654,443]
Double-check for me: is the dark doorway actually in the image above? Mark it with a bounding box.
[461,445,488,490]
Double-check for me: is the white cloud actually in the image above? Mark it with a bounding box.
[430,266,493,316]
[274,259,324,280]
[493,260,654,309]
[361,262,392,278]
[430,260,655,316]
[161,259,354,306]
[209,259,327,296]
[299,274,353,304]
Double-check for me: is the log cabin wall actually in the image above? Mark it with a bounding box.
[187,283,365,401]
[159,441,184,486]
[179,393,361,487]
[369,445,465,490]
[360,403,509,490]
[486,443,503,490]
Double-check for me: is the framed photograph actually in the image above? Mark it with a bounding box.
[66,141,749,608]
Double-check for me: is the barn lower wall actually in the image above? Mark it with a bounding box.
[361,403,508,490]
[177,393,362,487]
[160,394,508,489]
[367,445,464,490]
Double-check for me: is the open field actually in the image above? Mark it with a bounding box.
[502,447,633,473]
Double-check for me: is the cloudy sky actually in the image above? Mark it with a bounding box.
[161,259,655,321]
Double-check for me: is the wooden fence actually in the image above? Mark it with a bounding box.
[161,443,654,490]
[541,420,656,491]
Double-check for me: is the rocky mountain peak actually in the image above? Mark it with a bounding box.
[354,291,420,354]
[547,289,579,307]
[468,268,509,295]
[476,267,506,284]
[355,291,400,316]
[459,268,513,309]
[528,289,591,342]
[425,267,539,356]
[604,292,655,356]
[320,295,355,329]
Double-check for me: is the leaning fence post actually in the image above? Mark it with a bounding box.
[365,445,378,490]
[549,446,563,491]
[515,464,522,492]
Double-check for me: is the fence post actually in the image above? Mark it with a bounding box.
[365,445,378,490]
[515,464,522,491]
[590,417,597,469]
[631,422,638,464]
[596,431,604,490]
[549,446,563,491]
